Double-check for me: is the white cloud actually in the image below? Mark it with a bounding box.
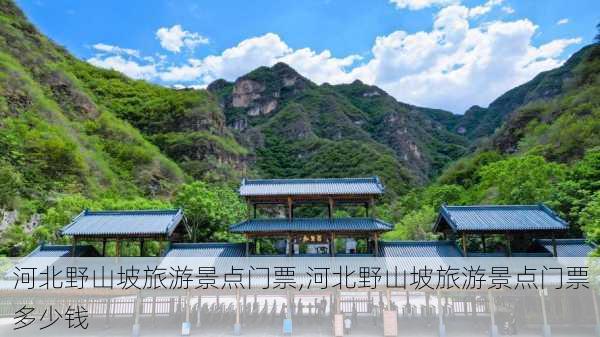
[156,25,209,53]
[468,0,503,17]
[556,18,569,25]
[501,6,514,14]
[92,43,140,58]
[342,4,581,112]
[157,33,361,84]
[87,55,157,80]
[86,1,581,113]
[389,0,458,10]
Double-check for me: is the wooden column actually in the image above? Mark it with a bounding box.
[461,233,468,257]
[287,196,293,221]
[505,233,512,257]
[551,234,558,257]
[481,234,486,253]
[253,204,257,219]
[373,233,380,256]
[102,239,107,257]
[330,232,336,257]
[115,238,121,257]
[370,196,376,218]
[287,233,293,256]
[245,234,250,256]
[328,197,334,219]
[139,239,145,257]
[246,199,252,219]
[71,237,78,257]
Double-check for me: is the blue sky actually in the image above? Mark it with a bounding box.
[17,0,599,113]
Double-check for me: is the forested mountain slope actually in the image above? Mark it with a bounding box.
[208,63,470,197]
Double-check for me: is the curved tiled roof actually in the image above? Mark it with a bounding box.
[379,241,463,257]
[164,243,246,257]
[60,209,183,237]
[239,177,384,196]
[536,239,596,257]
[435,204,569,232]
[230,217,393,233]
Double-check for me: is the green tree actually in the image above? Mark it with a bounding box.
[422,184,466,209]
[174,182,246,242]
[0,162,23,208]
[383,206,438,241]
[478,155,566,204]
[581,191,600,254]
[549,148,600,234]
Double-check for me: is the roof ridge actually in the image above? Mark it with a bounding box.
[381,240,454,245]
[171,242,245,248]
[85,208,181,215]
[242,177,378,184]
[443,204,541,209]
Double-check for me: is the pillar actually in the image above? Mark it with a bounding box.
[234,289,241,335]
[591,289,600,336]
[488,291,498,337]
[505,233,512,257]
[551,235,558,257]
[105,297,111,328]
[246,199,252,219]
[116,238,121,257]
[181,291,191,336]
[481,234,486,253]
[284,290,293,335]
[370,196,376,218]
[461,233,468,256]
[196,295,201,327]
[328,197,334,219]
[152,296,156,321]
[132,293,141,337]
[540,290,551,337]
[140,239,145,257]
[288,233,293,257]
[72,237,78,257]
[102,239,107,257]
[374,233,380,256]
[330,232,336,257]
[437,291,446,337]
[406,291,410,316]
[245,234,250,256]
[287,196,293,221]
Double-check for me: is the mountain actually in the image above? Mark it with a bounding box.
[0,0,246,209]
[488,44,600,161]
[208,63,469,196]
[450,45,595,141]
[2,0,597,209]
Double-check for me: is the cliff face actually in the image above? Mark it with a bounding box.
[208,64,470,193]
[0,0,249,209]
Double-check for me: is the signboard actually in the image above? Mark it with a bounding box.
[383,310,398,337]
